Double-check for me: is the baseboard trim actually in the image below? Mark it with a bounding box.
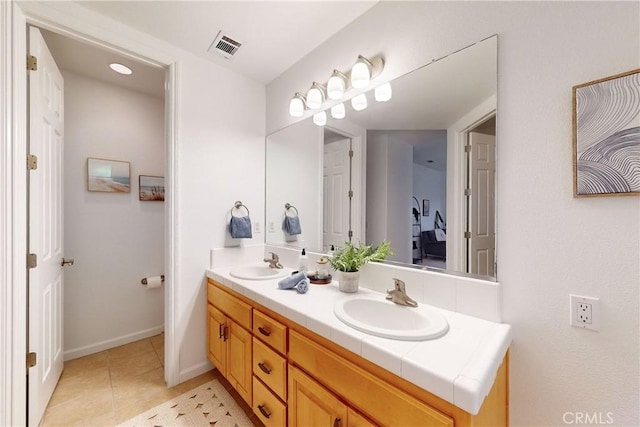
[179,360,215,384]
[64,325,165,361]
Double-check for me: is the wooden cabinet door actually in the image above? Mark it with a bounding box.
[227,319,252,405]
[207,304,226,375]
[347,408,377,427]
[289,365,347,427]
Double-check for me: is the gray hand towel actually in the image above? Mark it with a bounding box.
[295,278,309,294]
[278,271,307,290]
[283,216,302,235]
[229,215,252,238]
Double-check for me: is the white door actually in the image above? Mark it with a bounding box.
[323,137,351,249]
[468,132,495,276]
[28,26,65,427]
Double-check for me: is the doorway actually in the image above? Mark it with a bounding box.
[464,115,496,276]
[323,128,353,250]
[27,25,170,426]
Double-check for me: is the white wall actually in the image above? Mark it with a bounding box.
[266,2,640,425]
[266,119,322,249]
[366,131,413,263]
[413,164,446,232]
[62,71,165,358]
[366,132,388,246]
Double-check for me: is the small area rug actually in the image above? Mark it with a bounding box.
[117,380,254,427]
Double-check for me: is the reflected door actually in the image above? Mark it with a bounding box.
[468,132,495,276]
[323,137,352,249]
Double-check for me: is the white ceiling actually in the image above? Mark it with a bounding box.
[41,29,166,98]
[74,0,378,84]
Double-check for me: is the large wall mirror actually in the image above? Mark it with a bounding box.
[266,35,497,280]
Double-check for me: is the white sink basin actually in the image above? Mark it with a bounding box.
[229,265,289,281]
[333,295,449,341]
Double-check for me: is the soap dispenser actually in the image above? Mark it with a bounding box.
[299,248,308,273]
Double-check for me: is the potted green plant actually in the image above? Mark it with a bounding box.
[328,241,392,293]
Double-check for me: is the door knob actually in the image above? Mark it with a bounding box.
[61,258,74,267]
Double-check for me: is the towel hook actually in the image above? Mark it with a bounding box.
[231,201,250,217]
[284,203,299,217]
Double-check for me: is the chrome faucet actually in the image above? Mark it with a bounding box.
[263,252,283,269]
[386,278,418,307]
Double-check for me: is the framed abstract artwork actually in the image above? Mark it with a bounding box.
[573,69,640,197]
[87,157,131,193]
[139,175,165,201]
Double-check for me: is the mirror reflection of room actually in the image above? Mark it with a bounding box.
[265,35,497,280]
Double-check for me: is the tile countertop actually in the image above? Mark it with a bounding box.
[205,267,512,415]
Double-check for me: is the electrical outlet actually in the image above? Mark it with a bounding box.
[254,221,261,233]
[570,294,600,331]
[268,221,275,232]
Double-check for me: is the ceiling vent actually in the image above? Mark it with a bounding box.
[207,31,243,60]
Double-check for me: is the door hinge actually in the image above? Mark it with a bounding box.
[27,253,37,269]
[27,352,37,368]
[348,149,354,158]
[465,145,471,153]
[348,190,353,199]
[464,231,471,239]
[27,154,38,170]
[464,188,471,196]
[348,230,353,238]
[27,55,38,71]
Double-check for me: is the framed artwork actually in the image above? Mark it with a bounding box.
[422,199,430,216]
[573,69,640,197]
[139,175,165,201]
[87,157,130,193]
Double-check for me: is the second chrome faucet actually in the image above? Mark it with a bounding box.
[386,278,418,307]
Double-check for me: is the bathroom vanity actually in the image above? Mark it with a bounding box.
[206,267,510,426]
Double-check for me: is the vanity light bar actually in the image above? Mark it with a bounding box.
[288,54,387,122]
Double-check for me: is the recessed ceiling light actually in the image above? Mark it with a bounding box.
[109,63,133,75]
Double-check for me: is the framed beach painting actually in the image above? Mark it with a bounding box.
[573,69,640,197]
[139,175,165,201]
[87,157,131,193]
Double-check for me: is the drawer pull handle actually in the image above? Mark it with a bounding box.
[258,404,271,419]
[218,323,224,339]
[333,417,341,427]
[257,362,272,374]
[258,326,271,337]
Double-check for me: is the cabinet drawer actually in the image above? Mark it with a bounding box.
[253,376,286,427]
[253,309,287,354]
[253,337,287,400]
[208,282,252,330]
[289,330,454,427]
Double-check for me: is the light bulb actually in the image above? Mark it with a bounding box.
[289,94,305,117]
[351,57,371,89]
[327,70,346,100]
[374,82,392,102]
[306,82,325,109]
[351,93,368,111]
[313,111,327,126]
[331,103,345,119]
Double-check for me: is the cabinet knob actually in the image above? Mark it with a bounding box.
[258,326,271,337]
[257,404,271,419]
[257,362,272,374]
